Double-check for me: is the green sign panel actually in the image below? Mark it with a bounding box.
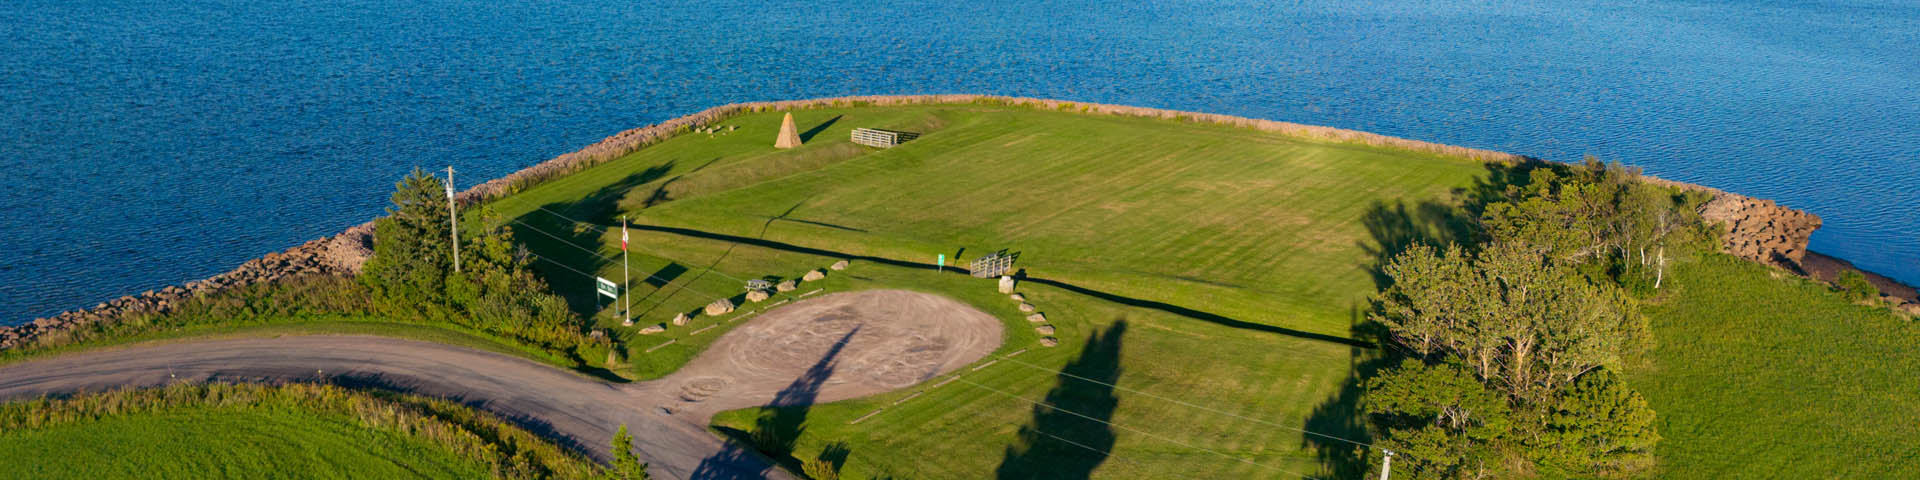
[595,277,619,299]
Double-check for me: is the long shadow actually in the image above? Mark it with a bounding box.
[1356,199,1476,288]
[1300,309,1395,478]
[996,320,1127,480]
[625,224,1373,348]
[695,328,858,479]
[511,162,675,317]
[798,115,843,143]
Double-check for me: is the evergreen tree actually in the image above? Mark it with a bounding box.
[609,424,649,480]
[360,168,455,315]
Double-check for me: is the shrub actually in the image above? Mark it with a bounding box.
[1837,270,1879,302]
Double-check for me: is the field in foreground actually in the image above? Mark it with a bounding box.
[0,382,599,480]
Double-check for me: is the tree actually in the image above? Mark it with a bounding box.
[1479,158,1709,293]
[359,168,456,314]
[1374,242,1648,403]
[1362,361,1515,480]
[1530,368,1658,476]
[609,424,649,480]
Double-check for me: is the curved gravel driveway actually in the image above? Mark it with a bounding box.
[0,290,1003,480]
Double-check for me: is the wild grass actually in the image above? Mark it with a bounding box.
[0,382,602,479]
[1629,254,1920,478]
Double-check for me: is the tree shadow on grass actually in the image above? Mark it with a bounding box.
[996,320,1126,480]
[700,329,858,479]
[509,162,675,317]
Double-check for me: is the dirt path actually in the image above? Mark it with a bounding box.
[0,290,1002,480]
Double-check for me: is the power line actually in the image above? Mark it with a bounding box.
[949,375,1328,480]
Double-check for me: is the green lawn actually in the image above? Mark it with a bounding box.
[1631,254,1920,478]
[479,103,1485,477]
[0,410,489,479]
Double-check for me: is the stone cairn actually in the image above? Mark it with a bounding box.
[774,112,803,149]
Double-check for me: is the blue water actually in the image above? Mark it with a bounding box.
[3,0,1917,324]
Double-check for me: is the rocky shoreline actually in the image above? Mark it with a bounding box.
[5,94,1912,350]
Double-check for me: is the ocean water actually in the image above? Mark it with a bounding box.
[2,0,1916,324]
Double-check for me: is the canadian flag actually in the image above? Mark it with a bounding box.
[621,220,629,251]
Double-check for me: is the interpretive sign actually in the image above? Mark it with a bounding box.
[596,277,620,299]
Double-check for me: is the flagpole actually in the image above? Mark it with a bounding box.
[621,217,630,326]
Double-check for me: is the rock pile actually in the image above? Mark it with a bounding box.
[0,222,375,351]
[1698,194,1822,267]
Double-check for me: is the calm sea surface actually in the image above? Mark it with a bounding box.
[3,0,1916,324]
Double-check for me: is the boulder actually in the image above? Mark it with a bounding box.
[802,269,827,282]
[1018,303,1036,313]
[746,290,771,303]
[776,279,799,292]
[998,275,1016,294]
[1039,337,1059,347]
[1009,293,1025,302]
[672,312,692,326]
[830,260,850,271]
[638,324,667,335]
[1025,313,1046,323]
[1034,325,1055,336]
[704,299,735,316]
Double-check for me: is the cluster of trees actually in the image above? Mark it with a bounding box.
[1361,160,1711,478]
[360,169,593,356]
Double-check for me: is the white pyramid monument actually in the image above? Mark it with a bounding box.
[774,112,803,149]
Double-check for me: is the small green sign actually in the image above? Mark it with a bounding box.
[595,277,619,299]
[937,254,945,269]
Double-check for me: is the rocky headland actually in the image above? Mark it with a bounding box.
[5,95,1911,350]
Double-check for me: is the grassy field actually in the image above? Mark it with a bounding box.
[1630,255,1920,478]
[0,410,488,479]
[0,383,601,480]
[477,103,1487,477]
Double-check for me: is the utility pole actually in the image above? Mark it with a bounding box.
[445,166,461,274]
[621,217,631,326]
[1379,449,1394,480]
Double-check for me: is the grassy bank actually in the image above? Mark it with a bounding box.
[1631,254,1920,477]
[0,382,602,479]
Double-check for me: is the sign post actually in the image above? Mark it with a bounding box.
[937,254,945,272]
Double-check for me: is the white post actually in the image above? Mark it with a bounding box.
[622,217,631,326]
[1379,449,1394,480]
[444,166,461,274]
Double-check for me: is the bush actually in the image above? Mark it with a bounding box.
[1837,270,1879,302]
